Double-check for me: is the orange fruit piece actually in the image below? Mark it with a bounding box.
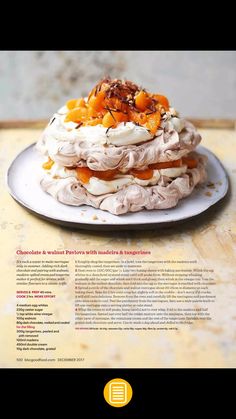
[102,111,117,128]
[75,98,86,108]
[66,98,86,110]
[128,109,147,125]
[89,91,106,111]
[113,111,128,123]
[94,169,119,181]
[76,167,119,183]
[149,158,182,170]
[85,118,103,126]
[153,94,169,111]
[135,90,151,111]
[130,168,154,180]
[87,106,98,118]
[66,99,78,110]
[76,167,93,184]
[64,107,88,123]
[182,157,198,169]
[146,111,161,134]
[42,158,54,170]
[102,111,128,128]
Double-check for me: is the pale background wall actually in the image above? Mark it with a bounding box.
[0,50,236,120]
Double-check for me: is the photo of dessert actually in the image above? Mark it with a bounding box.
[36,78,207,215]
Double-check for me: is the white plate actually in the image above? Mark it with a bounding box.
[6,144,228,230]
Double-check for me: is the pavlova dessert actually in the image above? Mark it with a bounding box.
[36,77,207,215]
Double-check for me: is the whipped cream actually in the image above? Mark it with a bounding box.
[69,122,152,146]
[46,108,153,147]
[58,104,168,143]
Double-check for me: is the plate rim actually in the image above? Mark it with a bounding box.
[6,143,229,229]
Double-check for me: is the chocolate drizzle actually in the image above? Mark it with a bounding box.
[105,126,112,135]
[75,122,83,129]
[92,77,142,113]
[49,117,56,125]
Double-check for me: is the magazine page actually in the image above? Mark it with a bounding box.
[0,50,235,410]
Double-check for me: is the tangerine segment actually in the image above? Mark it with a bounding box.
[66,98,86,110]
[93,169,119,181]
[64,107,88,122]
[102,112,116,128]
[113,111,128,123]
[146,111,161,134]
[128,109,147,125]
[87,106,99,118]
[88,91,106,111]
[149,159,182,170]
[66,99,78,110]
[130,168,154,180]
[76,167,93,184]
[153,94,169,110]
[135,90,151,111]
[102,111,128,128]
[76,167,119,183]
[85,118,103,126]
[42,158,54,170]
[75,98,86,108]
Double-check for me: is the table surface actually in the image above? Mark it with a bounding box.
[0,121,236,368]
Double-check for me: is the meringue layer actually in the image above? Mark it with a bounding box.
[37,111,201,171]
[40,152,207,215]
